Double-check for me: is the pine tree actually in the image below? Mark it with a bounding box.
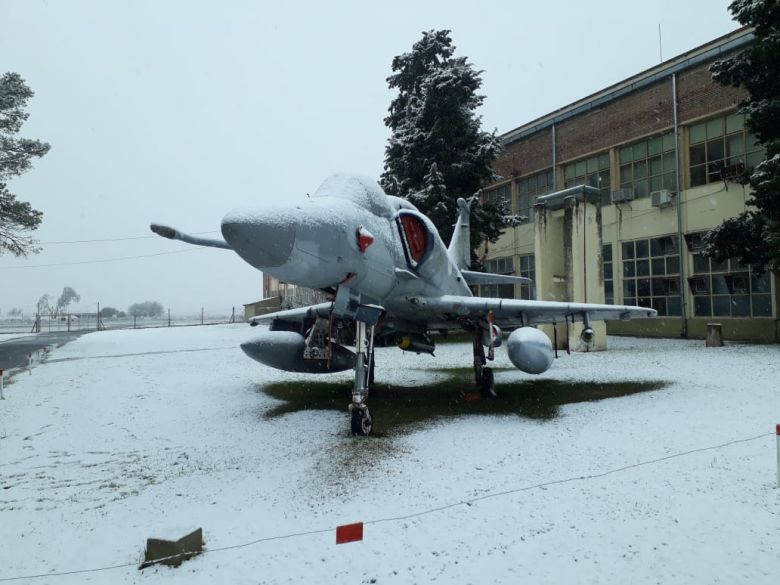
[381,30,505,263]
[703,1,780,271]
[0,72,49,257]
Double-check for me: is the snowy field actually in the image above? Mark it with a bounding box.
[1,324,778,584]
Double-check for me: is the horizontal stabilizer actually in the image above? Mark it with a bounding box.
[461,270,532,286]
[150,223,232,250]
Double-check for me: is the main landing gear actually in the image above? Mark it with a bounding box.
[472,319,497,398]
[349,319,376,436]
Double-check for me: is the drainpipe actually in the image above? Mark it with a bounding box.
[552,123,557,190]
[672,73,688,337]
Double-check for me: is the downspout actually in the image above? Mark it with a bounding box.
[672,73,688,337]
[552,123,557,190]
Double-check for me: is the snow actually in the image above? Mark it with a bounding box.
[1,325,779,583]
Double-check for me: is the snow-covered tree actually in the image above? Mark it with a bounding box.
[0,73,49,257]
[703,1,780,271]
[381,30,504,261]
[54,287,80,317]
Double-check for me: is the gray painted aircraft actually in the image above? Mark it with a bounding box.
[151,174,656,435]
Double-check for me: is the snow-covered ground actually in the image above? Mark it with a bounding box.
[1,324,778,584]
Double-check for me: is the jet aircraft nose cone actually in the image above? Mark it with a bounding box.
[221,213,295,268]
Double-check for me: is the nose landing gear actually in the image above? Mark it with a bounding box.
[349,319,377,436]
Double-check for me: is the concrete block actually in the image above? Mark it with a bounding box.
[140,527,203,569]
[706,323,724,347]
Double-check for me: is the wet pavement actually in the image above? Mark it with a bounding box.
[0,331,87,373]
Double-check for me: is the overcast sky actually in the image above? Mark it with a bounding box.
[0,0,738,316]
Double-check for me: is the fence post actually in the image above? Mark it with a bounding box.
[134,315,137,329]
[168,309,171,327]
[201,307,204,325]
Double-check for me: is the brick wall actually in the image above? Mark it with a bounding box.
[493,59,748,181]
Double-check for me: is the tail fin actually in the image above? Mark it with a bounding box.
[447,198,471,270]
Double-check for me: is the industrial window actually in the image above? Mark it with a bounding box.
[518,254,535,300]
[482,255,516,299]
[621,236,681,316]
[619,132,677,198]
[686,233,772,318]
[483,183,511,210]
[602,244,614,304]
[563,153,611,206]
[688,113,764,187]
[516,170,554,222]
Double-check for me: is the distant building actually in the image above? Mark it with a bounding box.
[262,274,330,310]
[481,27,778,342]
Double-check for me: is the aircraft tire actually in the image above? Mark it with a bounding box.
[351,407,373,436]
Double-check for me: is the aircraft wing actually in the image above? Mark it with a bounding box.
[404,295,656,327]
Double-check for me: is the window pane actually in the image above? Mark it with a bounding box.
[637,259,650,276]
[652,278,667,295]
[633,141,647,160]
[662,132,676,152]
[667,296,681,316]
[694,296,711,316]
[711,274,729,294]
[706,118,724,139]
[634,160,647,179]
[751,271,771,293]
[622,241,634,259]
[623,280,636,296]
[638,278,651,296]
[620,164,633,183]
[690,123,706,144]
[635,240,649,258]
[712,295,731,316]
[732,295,750,317]
[649,156,663,176]
[620,146,633,163]
[604,263,613,280]
[752,295,772,316]
[663,171,677,192]
[602,244,612,262]
[648,136,662,156]
[726,134,745,158]
[690,165,707,187]
[652,297,667,315]
[711,257,728,272]
[599,153,610,170]
[650,237,665,256]
[707,139,725,162]
[587,157,599,173]
[623,262,636,277]
[635,179,650,198]
[652,258,666,275]
[693,254,709,274]
[575,161,586,176]
[650,175,664,192]
[690,144,706,165]
[662,152,676,172]
[726,113,744,134]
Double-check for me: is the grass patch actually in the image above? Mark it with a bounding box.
[259,374,669,435]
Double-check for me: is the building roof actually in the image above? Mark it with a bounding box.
[501,27,753,147]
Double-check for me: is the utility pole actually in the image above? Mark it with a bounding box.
[168,308,171,327]
[201,307,204,325]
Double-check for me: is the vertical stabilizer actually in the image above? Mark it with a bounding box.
[447,198,471,270]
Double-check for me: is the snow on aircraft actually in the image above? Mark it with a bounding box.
[151,174,656,435]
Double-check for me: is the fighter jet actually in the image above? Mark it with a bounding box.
[151,174,655,435]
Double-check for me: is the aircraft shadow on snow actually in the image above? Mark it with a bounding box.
[258,374,669,436]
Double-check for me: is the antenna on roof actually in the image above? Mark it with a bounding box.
[658,23,663,62]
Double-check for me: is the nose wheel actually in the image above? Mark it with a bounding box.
[350,405,373,436]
